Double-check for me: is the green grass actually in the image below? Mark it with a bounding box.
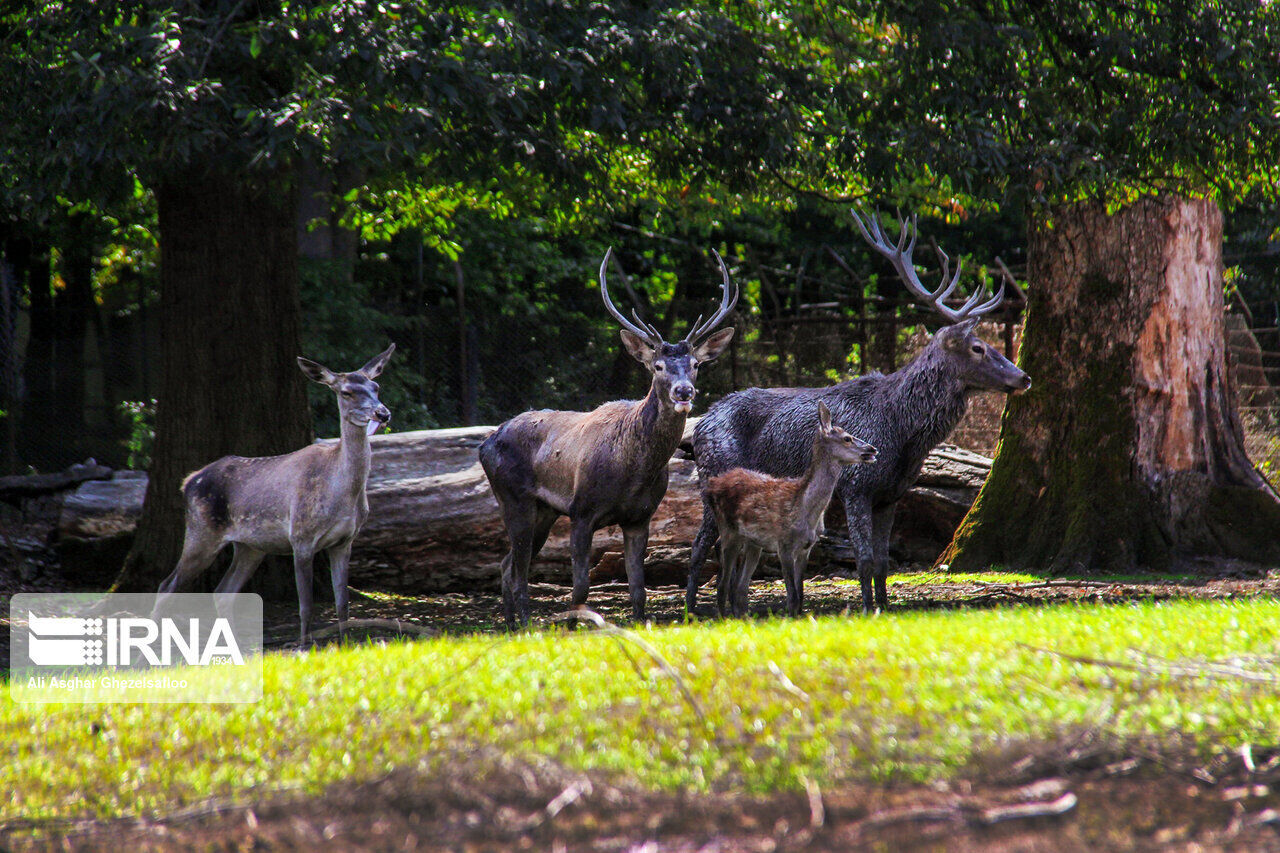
[887,569,1045,585]
[884,568,1200,585]
[4,598,1279,821]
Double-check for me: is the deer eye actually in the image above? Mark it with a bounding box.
[341,390,354,397]
[654,363,664,372]
[971,343,984,354]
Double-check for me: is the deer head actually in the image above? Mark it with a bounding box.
[600,249,737,414]
[815,400,879,465]
[851,209,1031,395]
[297,344,395,435]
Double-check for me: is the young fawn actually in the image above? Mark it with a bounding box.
[153,345,394,643]
[707,401,877,617]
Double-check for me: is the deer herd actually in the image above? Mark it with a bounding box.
[159,210,1031,640]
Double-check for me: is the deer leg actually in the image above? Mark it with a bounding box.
[686,497,719,614]
[293,548,317,644]
[871,505,896,610]
[734,545,764,617]
[715,537,741,618]
[156,525,223,594]
[327,540,355,632]
[206,543,266,629]
[841,492,877,614]
[568,517,596,609]
[787,545,811,617]
[498,552,518,628]
[498,504,541,630]
[214,543,267,594]
[151,527,224,621]
[621,524,649,623]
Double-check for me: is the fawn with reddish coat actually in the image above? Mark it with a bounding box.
[708,401,877,617]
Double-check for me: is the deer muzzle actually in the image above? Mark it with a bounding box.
[671,383,695,412]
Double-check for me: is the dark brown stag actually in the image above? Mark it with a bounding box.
[688,211,1031,615]
[480,250,737,628]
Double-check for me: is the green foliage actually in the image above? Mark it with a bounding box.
[116,399,156,470]
[0,1,810,217]
[297,259,435,435]
[761,0,1280,208]
[4,600,1279,819]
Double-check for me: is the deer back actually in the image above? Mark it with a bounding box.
[483,395,686,519]
[708,468,805,548]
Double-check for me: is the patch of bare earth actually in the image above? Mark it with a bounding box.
[255,563,1280,645]
[8,747,1280,852]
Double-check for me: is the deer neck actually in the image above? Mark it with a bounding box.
[624,386,687,471]
[335,416,374,494]
[892,344,970,452]
[797,446,844,525]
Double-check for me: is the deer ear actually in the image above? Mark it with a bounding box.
[692,327,735,363]
[817,400,832,431]
[297,357,338,387]
[938,319,978,350]
[619,329,655,365]
[360,343,396,379]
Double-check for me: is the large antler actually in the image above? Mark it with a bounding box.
[683,250,739,346]
[599,248,663,346]
[851,209,1004,324]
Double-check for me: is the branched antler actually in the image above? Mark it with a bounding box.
[683,250,738,346]
[851,209,1005,324]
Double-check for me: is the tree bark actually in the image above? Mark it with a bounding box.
[51,215,97,467]
[114,166,312,591]
[941,195,1280,573]
[21,242,54,469]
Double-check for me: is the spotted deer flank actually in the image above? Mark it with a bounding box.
[707,401,877,617]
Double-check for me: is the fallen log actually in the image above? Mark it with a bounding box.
[57,423,991,592]
[0,459,113,504]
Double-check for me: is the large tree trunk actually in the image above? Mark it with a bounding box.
[21,242,55,470]
[51,215,97,467]
[114,167,312,591]
[941,195,1280,573]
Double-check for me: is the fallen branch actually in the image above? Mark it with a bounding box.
[505,779,594,832]
[0,784,304,841]
[302,618,439,643]
[1020,644,1280,687]
[973,792,1078,825]
[801,775,825,830]
[549,608,706,725]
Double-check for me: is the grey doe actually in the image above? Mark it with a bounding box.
[153,345,395,643]
[707,401,877,617]
[688,210,1031,614]
[479,250,737,628]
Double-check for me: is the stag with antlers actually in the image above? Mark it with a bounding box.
[480,250,737,628]
[687,210,1031,615]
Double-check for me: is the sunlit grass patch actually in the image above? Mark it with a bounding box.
[3,598,1277,821]
[886,569,1045,585]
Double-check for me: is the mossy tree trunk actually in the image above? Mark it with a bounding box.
[941,195,1280,573]
[114,167,313,591]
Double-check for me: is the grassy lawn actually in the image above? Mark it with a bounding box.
[4,598,1278,821]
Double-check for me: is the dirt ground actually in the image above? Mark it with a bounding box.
[8,743,1280,852]
[256,562,1280,645]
